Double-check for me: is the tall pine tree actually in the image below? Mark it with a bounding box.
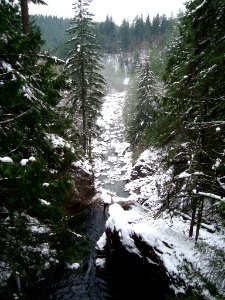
[66,0,106,157]
[124,59,162,146]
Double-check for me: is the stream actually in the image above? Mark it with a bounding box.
[37,92,132,299]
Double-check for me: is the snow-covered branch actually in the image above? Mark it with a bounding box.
[187,121,225,129]
[37,54,66,65]
[193,190,225,202]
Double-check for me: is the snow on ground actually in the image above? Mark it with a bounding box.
[132,214,225,297]
[124,148,172,217]
[94,92,225,299]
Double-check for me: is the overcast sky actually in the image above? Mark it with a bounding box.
[29,0,186,24]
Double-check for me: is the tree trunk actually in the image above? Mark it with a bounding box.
[88,134,92,159]
[195,197,204,242]
[81,51,86,154]
[193,97,207,241]
[20,0,29,34]
[82,106,86,153]
[189,198,197,237]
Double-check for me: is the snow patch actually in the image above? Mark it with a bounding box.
[67,262,80,270]
[72,159,92,175]
[39,199,51,206]
[0,156,13,163]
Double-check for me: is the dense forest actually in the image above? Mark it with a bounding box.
[34,12,179,90]
[0,0,225,298]
[33,13,177,58]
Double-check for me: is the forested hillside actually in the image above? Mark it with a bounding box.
[32,15,71,59]
[33,12,179,92]
[34,0,224,272]
[123,0,225,241]
[33,13,178,57]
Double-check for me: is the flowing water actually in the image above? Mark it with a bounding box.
[36,92,132,299]
[37,205,111,299]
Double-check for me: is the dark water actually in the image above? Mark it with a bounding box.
[36,204,113,300]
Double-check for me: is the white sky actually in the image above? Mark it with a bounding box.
[29,0,186,24]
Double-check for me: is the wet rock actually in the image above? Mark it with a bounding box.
[130,170,138,180]
[130,164,154,181]
[63,166,95,212]
[116,200,134,210]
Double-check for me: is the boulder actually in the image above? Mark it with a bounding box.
[63,165,95,212]
[95,204,179,299]
[97,227,175,299]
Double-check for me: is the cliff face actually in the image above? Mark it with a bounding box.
[95,203,177,299]
[96,203,225,299]
[100,227,175,299]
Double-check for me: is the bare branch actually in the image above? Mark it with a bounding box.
[0,109,32,125]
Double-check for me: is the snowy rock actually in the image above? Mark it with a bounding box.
[96,204,175,299]
[97,203,225,299]
[72,159,92,175]
[98,187,113,204]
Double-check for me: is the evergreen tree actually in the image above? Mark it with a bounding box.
[159,14,167,34]
[145,15,152,45]
[0,0,77,212]
[124,59,162,146]
[66,0,106,157]
[103,15,118,53]
[131,15,145,47]
[32,12,178,62]
[159,0,225,240]
[0,2,77,288]
[123,65,139,144]
[95,16,119,54]
[151,13,160,36]
[118,19,131,52]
